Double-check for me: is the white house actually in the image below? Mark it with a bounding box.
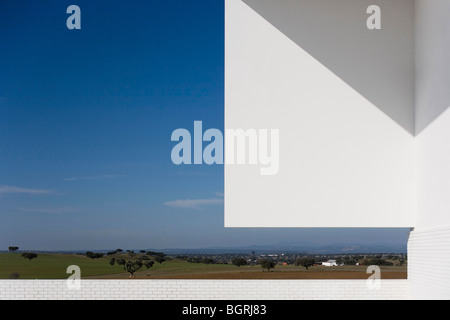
[322,260,338,267]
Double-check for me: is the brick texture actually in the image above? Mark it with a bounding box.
[0,280,410,300]
[408,226,450,300]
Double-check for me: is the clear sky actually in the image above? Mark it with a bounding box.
[0,0,409,251]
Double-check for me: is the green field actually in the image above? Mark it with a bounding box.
[0,253,240,279]
[0,253,407,280]
[0,253,127,279]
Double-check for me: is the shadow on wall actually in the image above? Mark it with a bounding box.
[241,0,415,134]
[414,0,450,134]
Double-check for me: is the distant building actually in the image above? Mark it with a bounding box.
[322,260,338,267]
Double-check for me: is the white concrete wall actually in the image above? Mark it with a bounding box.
[410,0,450,300]
[415,0,450,228]
[225,0,416,228]
[416,108,450,229]
[415,0,450,134]
[0,280,410,300]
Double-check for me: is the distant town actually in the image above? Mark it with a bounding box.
[176,252,407,268]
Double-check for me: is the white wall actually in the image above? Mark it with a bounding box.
[0,280,410,300]
[225,0,415,227]
[416,109,450,228]
[224,0,450,299]
[415,0,450,228]
[409,0,450,300]
[415,0,450,134]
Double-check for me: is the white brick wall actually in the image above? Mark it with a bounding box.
[408,226,450,300]
[0,280,410,300]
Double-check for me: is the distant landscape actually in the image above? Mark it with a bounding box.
[0,244,407,280]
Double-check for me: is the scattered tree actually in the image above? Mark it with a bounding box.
[260,259,275,272]
[343,259,357,266]
[124,260,142,277]
[295,258,315,270]
[8,246,19,253]
[21,253,38,262]
[110,258,154,277]
[146,251,166,258]
[232,258,247,268]
[155,256,166,264]
[86,251,104,259]
[362,258,393,266]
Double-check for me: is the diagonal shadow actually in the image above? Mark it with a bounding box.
[242,0,415,135]
[414,0,450,135]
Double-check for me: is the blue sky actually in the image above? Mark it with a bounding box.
[0,0,409,251]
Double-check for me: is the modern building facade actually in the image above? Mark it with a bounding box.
[225,0,450,299]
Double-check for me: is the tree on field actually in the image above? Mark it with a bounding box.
[116,249,123,253]
[21,253,38,261]
[295,258,315,270]
[124,260,142,277]
[109,258,116,266]
[8,246,19,253]
[111,258,154,277]
[260,259,275,272]
[155,256,166,264]
[140,250,146,254]
[146,251,166,258]
[86,251,104,259]
[232,258,247,268]
[362,258,393,266]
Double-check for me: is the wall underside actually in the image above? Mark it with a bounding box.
[0,280,410,300]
